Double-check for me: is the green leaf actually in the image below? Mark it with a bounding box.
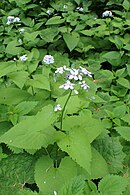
[111,85,128,97]
[93,136,125,174]
[46,16,65,25]
[24,31,40,42]
[81,30,94,36]
[5,39,24,55]
[59,175,85,195]
[117,78,130,88]
[14,101,38,115]
[9,0,32,4]
[62,112,103,143]
[0,61,17,78]
[58,127,92,174]
[0,153,36,195]
[0,88,31,105]
[115,126,130,141]
[89,147,109,179]
[28,74,50,91]
[9,71,29,89]
[115,68,126,77]
[34,156,77,194]
[126,64,130,76]
[113,35,123,49]
[40,28,59,42]
[77,147,108,180]
[124,44,130,51]
[18,190,38,195]
[56,94,80,114]
[8,8,20,15]
[94,70,114,89]
[98,175,128,195]
[122,114,130,125]
[74,0,81,5]
[113,104,126,118]
[124,184,130,195]
[123,0,130,10]
[0,122,12,137]
[102,51,121,66]
[0,105,57,149]
[63,32,80,51]
[87,180,97,192]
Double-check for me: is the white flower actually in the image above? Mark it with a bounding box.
[91,96,95,100]
[6,16,20,25]
[20,54,28,62]
[6,16,15,25]
[79,66,92,77]
[19,28,25,34]
[59,80,74,90]
[13,17,20,23]
[43,55,54,64]
[55,67,64,74]
[18,38,22,45]
[47,10,52,15]
[68,68,82,81]
[79,81,90,90]
[76,7,83,12]
[54,191,57,195]
[54,104,62,112]
[63,5,68,9]
[74,89,79,94]
[63,65,70,71]
[102,10,112,17]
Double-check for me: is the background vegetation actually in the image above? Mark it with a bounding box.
[1,0,130,194]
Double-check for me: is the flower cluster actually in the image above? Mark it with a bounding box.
[20,54,28,62]
[46,10,52,15]
[55,65,92,94]
[18,38,22,45]
[7,16,20,25]
[43,55,54,64]
[63,5,68,9]
[19,28,25,34]
[76,7,83,12]
[102,10,112,18]
[54,104,62,112]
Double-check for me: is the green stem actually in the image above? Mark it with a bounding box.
[60,90,72,130]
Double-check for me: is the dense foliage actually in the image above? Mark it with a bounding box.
[0,0,130,194]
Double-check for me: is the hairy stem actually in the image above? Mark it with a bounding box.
[60,90,72,130]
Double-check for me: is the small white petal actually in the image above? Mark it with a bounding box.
[47,10,52,15]
[102,11,112,17]
[76,7,83,11]
[43,55,54,64]
[59,84,64,89]
[20,55,27,62]
[54,191,57,195]
[68,75,73,80]
[13,17,20,23]
[74,89,79,94]
[63,66,70,71]
[54,104,62,112]
[55,67,64,74]
[19,28,25,34]
[63,5,68,9]
[6,16,14,25]
[59,80,74,90]
[91,96,95,100]
[18,39,22,45]
[78,74,82,80]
